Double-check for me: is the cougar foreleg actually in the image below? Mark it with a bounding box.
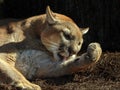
[66,43,102,73]
[0,59,41,90]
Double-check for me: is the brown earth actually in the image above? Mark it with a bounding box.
[0,52,120,90]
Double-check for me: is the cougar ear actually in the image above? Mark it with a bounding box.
[80,27,89,35]
[46,6,56,24]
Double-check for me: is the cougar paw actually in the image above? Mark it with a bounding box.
[13,81,41,90]
[86,43,102,62]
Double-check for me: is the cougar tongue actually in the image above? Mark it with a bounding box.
[63,56,69,61]
[58,53,69,61]
[63,57,67,60]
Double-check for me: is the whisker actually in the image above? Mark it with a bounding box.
[46,43,59,49]
[48,42,59,46]
[44,39,59,47]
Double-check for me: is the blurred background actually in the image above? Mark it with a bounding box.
[0,0,120,52]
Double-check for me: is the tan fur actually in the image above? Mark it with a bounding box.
[0,6,102,90]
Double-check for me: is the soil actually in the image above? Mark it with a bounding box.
[0,52,120,90]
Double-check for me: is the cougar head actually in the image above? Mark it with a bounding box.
[41,6,89,61]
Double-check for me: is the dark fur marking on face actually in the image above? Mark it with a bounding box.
[63,32,75,40]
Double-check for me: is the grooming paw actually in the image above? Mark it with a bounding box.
[86,43,102,62]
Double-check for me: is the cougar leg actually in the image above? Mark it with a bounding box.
[43,43,102,77]
[66,43,102,73]
[0,58,41,90]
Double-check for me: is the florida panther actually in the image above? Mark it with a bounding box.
[0,6,102,90]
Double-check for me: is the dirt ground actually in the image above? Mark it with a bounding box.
[0,52,120,90]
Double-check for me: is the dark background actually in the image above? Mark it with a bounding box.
[0,0,120,52]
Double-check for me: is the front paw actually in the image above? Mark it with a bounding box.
[12,81,41,90]
[86,43,102,62]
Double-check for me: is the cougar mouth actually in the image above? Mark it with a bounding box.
[57,53,69,61]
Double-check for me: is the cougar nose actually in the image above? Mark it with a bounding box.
[68,47,76,56]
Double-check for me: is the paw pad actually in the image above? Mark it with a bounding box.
[86,43,102,62]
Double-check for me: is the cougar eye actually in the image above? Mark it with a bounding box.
[63,33,71,40]
[63,32,75,40]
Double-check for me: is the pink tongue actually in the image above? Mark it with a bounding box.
[63,57,67,60]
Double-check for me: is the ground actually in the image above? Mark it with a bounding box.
[0,52,120,90]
